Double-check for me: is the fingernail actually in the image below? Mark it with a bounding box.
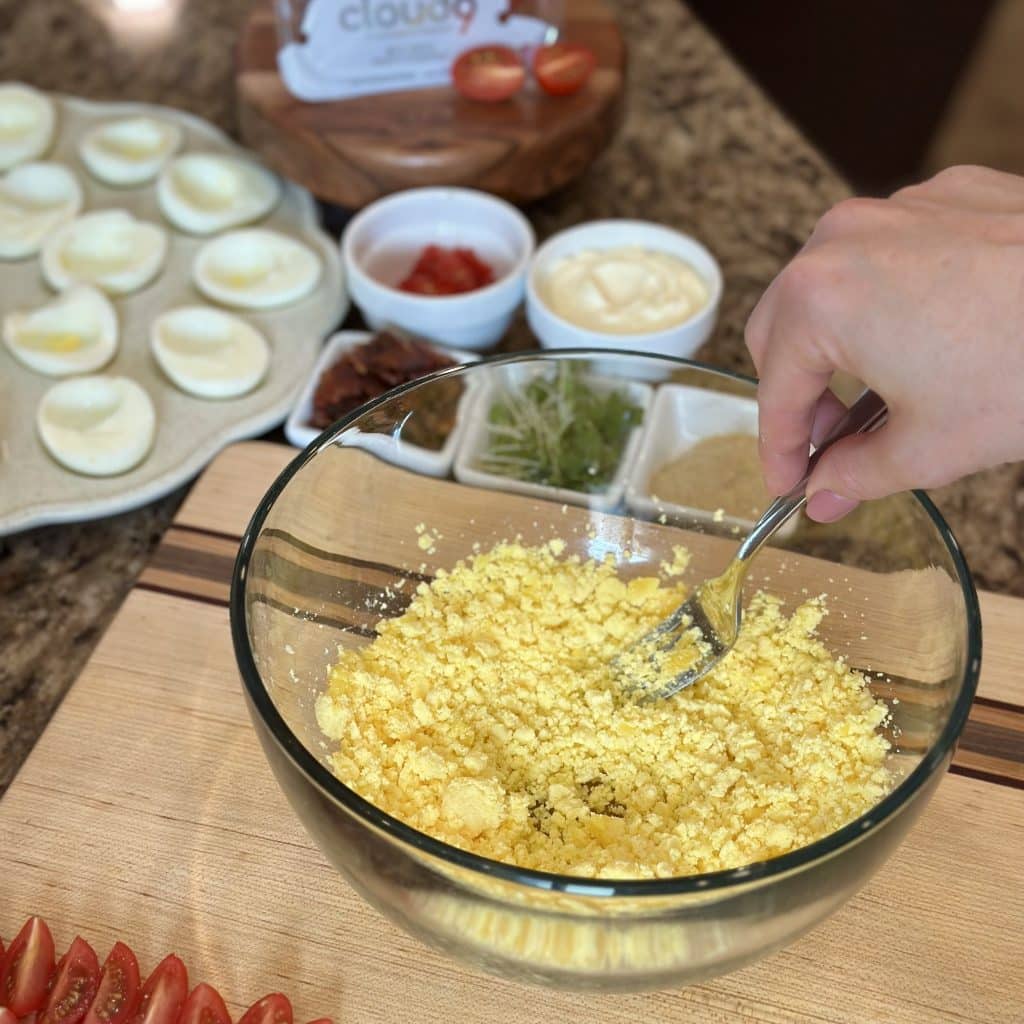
[806,490,859,523]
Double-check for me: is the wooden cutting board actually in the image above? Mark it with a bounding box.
[1,441,1022,1024]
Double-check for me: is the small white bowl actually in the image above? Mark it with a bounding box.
[625,383,797,537]
[284,330,480,478]
[341,187,535,352]
[454,364,652,511]
[526,219,722,371]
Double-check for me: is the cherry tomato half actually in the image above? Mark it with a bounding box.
[238,994,292,1024]
[0,1008,17,1024]
[533,43,596,97]
[82,943,140,1024]
[127,955,187,1024]
[178,984,230,1024]
[452,45,525,102]
[39,937,100,1024]
[0,916,56,1016]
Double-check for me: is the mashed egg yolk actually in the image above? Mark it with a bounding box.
[316,541,890,879]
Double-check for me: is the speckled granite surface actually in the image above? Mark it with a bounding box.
[0,0,1020,793]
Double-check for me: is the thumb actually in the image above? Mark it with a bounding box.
[804,426,911,522]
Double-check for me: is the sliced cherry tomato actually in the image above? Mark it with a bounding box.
[126,955,187,1024]
[0,916,56,1015]
[452,45,525,102]
[237,994,291,1024]
[39,937,99,1024]
[82,943,139,1024]
[0,1008,17,1024]
[533,43,596,97]
[178,985,230,1024]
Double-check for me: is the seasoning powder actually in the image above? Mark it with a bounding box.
[649,433,771,521]
[316,542,890,879]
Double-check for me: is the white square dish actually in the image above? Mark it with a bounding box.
[453,364,652,511]
[625,383,798,536]
[284,330,479,479]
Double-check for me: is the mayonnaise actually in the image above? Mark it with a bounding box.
[540,246,710,334]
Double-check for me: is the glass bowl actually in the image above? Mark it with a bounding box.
[230,351,980,992]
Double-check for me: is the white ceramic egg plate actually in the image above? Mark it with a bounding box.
[0,93,347,536]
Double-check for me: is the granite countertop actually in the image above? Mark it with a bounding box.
[1,0,1021,793]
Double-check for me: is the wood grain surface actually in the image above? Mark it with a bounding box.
[2,441,1022,1024]
[167,441,1024,782]
[235,0,626,207]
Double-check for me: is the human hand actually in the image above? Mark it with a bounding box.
[746,165,1024,522]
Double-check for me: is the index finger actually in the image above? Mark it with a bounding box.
[756,330,837,495]
[745,272,783,374]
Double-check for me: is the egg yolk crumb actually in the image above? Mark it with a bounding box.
[316,541,891,879]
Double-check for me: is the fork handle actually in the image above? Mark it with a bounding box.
[734,388,889,566]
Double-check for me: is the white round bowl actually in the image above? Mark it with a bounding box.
[341,187,535,352]
[525,219,722,362]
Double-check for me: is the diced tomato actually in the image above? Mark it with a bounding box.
[0,1008,16,1024]
[39,937,99,1024]
[237,994,291,1024]
[0,917,56,1015]
[178,985,230,1024]
[452,45,525,102]
[127,955,187,1024]
[398,245,494,296]
[82,943,139,1024]
[533,43,596,96]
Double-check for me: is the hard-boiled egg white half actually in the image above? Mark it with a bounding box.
[151,306,270,399]
[79,116,184,187]
[193,229,321,310]
[37,375,156,476]
[3,285,117,377]
[157,153,280,235]
[41,209,168,295]
[0,162,83,260]
[0,83,56,171]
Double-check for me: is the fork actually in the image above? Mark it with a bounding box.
[615,389,889,700]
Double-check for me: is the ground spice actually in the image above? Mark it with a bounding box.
[649,433,771,520]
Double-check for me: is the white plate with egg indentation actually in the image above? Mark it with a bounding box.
[0,91,347,536]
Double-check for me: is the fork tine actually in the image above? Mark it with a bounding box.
[614,594,727,700]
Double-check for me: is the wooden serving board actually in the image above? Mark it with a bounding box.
[1,441,1022,1024]
[236,0,626,207]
